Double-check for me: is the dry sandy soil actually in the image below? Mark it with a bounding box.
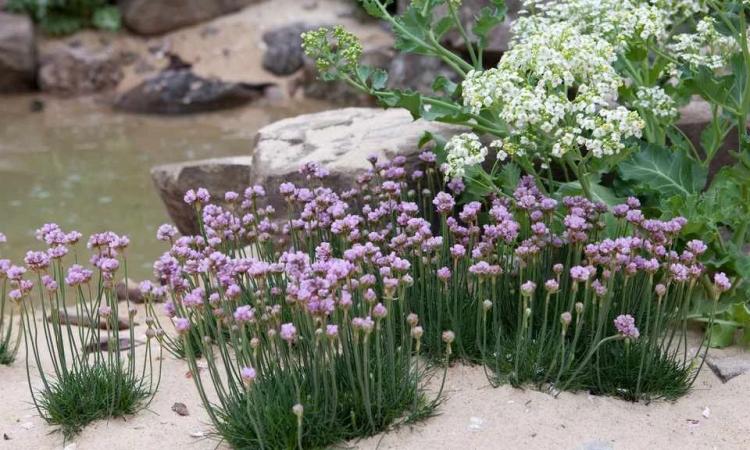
[1,303,749,450]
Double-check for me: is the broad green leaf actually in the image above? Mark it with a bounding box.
[708,322,737,348]
[496,162,520,195]
[619,144,707,197]
[358,0,388,18]
[473,4,507,50]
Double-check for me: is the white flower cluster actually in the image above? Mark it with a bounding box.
[443,133,488,178]
[514,0,669,50]
[650,0,707,19]
[634,86,678,120]
[462,22,644,160]
[669,18,739,70]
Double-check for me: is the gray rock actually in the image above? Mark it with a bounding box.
[172,402,189,416]
[119,0,265,35]
[151,156,254,234]
[707,355,750,383]
[251,107,464,213]
[397,0,522,56]
[38,45,123,95]
[299,45,392,105]
[115,69,272,114]
[262,22,320,76]
[116,278,146,304]
[388,52,459,94]
[0,12,35,93]
[49,308,131,331]
[676,99,745,179]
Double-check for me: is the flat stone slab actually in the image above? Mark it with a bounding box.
[707,355,750,383]
[251,107,464,212]
[151,156,254,234]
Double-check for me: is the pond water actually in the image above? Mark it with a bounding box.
[0,95,330,279]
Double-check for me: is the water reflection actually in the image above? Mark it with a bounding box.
[0,95,329,278]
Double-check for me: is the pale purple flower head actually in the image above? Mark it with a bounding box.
[0,232,5,243]
[520,280,536,297]
[156,224,178,242]
[42,275,58,292]
[173,317,191,334]
[447,178,465,194]
[570,265,591,282]
[544,279,559,293]
[184,188,210,206]
[560,312,572,326]
[372,302,387,319]
[326,324,339,338]
[437,267,452,281]
[714,272,732,293]
[234,305,255,323]
[685,239,707,255]
[280,323,297,343]
[7,265,26,281]
[432,192,455,214]
[24,250,50,271]
[614,314,639,339]
[655,283,667,297]
[240,366,257,384]
[65,264,92,286]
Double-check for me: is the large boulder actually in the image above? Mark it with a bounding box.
[115,69,272,114]
[676,99,746,178]
[262,22,320,76]
[0,12,35,92]
[397,0,522,57]
[299,45,392,105]
[119,0,265,35]
[38,44,123,95]
[151,156,254,234]
[251,107,464,212]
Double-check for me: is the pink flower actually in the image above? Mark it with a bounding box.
[614,314,639,339]
[173,317,191,334]
[234,305,255,323]
[240,366,257,384]
[372,303,387,319]
[714,272,732,293]
[280,323,297,343]
[156,224,178,241]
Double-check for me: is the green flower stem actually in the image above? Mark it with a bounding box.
[559,335,622,393]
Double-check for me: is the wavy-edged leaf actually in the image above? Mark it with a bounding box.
[473,3,507,51]
[619,144,707,197]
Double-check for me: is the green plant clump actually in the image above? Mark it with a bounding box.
[6,0,121,35]
[303,0,750,348]
[15,225,161,439]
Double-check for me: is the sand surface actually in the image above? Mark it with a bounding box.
[1,303,749,450]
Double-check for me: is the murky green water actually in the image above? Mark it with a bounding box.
[0,95,329,278]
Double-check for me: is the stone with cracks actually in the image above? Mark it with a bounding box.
[151,156,254,234]
[251,107,464,213]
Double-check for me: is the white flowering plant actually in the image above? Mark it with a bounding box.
[304,0,750,346]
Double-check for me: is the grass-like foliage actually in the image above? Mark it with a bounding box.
[1,233,23,365]
[145,161,450,449]
[12,225,161,439]
[414,175,731,401]
[37,364,152,437]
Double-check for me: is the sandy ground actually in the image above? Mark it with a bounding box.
[1,303,749,450]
